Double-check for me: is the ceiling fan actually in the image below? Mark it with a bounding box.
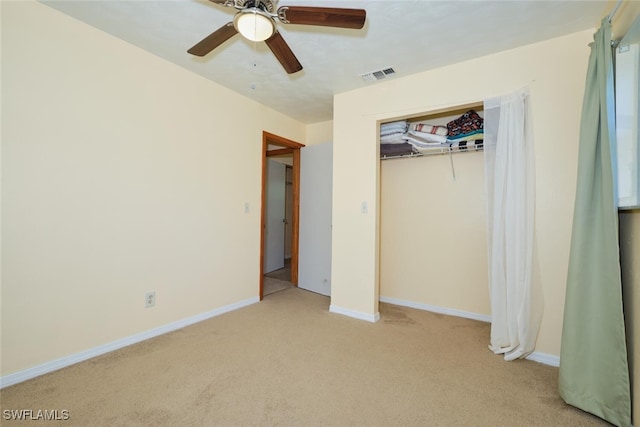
[187,0,366,74]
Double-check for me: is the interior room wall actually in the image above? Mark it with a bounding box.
[1,1,305,377]
[306,120,333,146]
[620,210,639,422]
[332,29,595,358]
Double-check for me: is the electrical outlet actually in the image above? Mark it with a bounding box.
[145,291,156,308]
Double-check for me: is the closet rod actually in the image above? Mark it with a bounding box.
[608,0,623,23]
[380,146,483,161]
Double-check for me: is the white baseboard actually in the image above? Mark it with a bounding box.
[379,296,492,323]
[379,296,560,367]
[0,296,260,389]
[526,351,560,367]
[329,305,380,323]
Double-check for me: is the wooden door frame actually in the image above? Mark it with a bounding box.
[260,131,305,300]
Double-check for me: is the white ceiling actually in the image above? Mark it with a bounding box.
[41,0,614,124]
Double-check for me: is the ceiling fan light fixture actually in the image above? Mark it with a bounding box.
[234,8,275,42]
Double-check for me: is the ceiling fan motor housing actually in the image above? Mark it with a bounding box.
[235,0,275,13]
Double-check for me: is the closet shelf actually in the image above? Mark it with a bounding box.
[380,108,485,161]
[381,143,484,160]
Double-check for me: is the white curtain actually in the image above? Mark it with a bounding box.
[484,88,543,361]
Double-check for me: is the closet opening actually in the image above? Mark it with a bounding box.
[378,102,492,321]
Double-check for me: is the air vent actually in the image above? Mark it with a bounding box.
[360,67,396,82]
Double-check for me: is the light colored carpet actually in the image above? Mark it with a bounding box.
[264,261,291,283]
[263,276,293,296]
[0,288,607,426]
[264,261,293,296]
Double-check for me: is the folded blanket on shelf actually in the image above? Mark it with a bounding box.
[380,127,408,137]
[380,133,408,144]
[404,135,445,148]
[380,121,408,136]
[407,130,448,144]
[411,123,448,136]
[447,130,484,142]
[380,143,416,157]
[446,109,484,137]
[381,120,407,128]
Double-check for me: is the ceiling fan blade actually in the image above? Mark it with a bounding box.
[265,31,303,74]
[187,22,238,57]
[278,6,366,29]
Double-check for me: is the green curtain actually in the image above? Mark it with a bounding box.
[559,18,631,427]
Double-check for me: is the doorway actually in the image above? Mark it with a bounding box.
[260,131,305,300]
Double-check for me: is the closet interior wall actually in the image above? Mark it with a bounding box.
[379,107,491,317]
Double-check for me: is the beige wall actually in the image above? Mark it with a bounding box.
[333,29,594,357]
[620,210,640,425]
[1,1,305,376]
[306,120,333,146]
[380,149,489,315]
